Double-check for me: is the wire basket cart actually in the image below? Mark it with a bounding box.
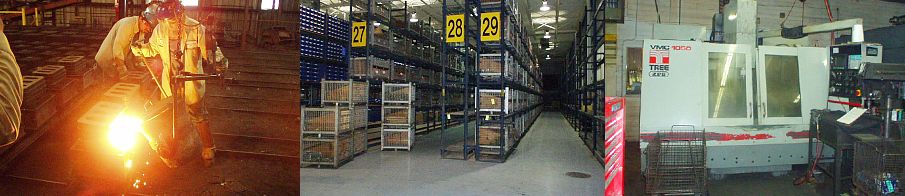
[644,125,708,195]
[854,140,905,195]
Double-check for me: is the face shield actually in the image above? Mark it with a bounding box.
[142,4,160,27]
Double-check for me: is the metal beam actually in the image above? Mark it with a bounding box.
[757,18,864,39]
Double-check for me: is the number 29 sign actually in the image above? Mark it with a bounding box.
[351,21,367,47]
[480,12,501,41]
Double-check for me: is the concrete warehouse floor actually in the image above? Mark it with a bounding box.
[301,111,604,195]
[0,48,300,195]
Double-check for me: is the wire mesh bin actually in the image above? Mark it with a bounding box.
[382,83,414,103]
[351,56,392,80]
[644,126,708,195]
[477,88,509,113]
[479,53,503,76]
[321,80,369,104]
[382,130,413,149]
[353,128,368,155]
[301,133,353,168]
[854,140,905,195]
[383,107,412,125]
[381,82,414,150]
[301,106,352,134]
[391,63,409,82]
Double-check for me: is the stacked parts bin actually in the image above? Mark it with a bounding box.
[301,80,369,168]
[381,83,415,150]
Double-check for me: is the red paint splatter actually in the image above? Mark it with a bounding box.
[640,132,776,142]
[786,131,810,139]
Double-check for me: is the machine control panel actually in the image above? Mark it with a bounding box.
[829,69,861,98]
[828,43,883,99]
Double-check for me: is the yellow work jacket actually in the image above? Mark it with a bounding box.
[96,16,141,78]
[132,17,207,105]
[0,31,23,146]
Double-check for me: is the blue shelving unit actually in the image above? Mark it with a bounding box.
[471,0,542,163]
[348,0,446,139]
[299,5,351,107]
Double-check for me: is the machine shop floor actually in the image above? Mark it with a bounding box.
[300,111,604,195]
[0,48,300,195]
[623,141,826,195]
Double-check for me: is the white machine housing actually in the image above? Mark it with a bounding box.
[640,39,830,174]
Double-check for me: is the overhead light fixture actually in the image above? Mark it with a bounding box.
[374,22,381,26]
[543,30,551,39]
[545,54,551,60]
[410,12,419,23]
[540,0,551,11]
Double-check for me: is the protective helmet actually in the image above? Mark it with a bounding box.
[142,2,161,26]
[156,0,185,21]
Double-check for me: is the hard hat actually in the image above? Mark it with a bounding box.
[156,0,185,20]
[142,2,161,26]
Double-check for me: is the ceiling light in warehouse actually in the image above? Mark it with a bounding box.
[532,17,564,25]
[544,30,551,39]
[410,13,419,23]
[540,0,551,11]
[261,0,279,10]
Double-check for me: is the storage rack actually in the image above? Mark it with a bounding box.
[381,83,415,150]
[300,6,351,106]
[300,80,368,168]
[348,0,447,149]
[473,0,543,162]
[562,0,608,165]
[440,0,481,160]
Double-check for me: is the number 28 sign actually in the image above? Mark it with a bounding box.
[446,14,465,43]
[351,22,367,47]
[480,12,501,41]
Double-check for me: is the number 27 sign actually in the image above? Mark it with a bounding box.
[351,22,367,47]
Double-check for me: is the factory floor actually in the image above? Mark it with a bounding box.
[301,111,604,195]
[0,48,300,195]
[623,141,845,195]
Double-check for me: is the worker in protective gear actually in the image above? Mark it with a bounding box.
[96,2,161,81]
[131,0,226,167]
[0,18,24,147]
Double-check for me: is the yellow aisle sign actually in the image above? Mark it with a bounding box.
[351,22,368,47]
[446,14,465,43]
[480,12,501,41]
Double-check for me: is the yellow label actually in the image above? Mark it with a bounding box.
[490,99,496,105]
[480,12,501,41]
[605,34,618,41]
[485,115,491,120]
[445,14,465,43]
[442,89,446,96]
[351,22,368,47]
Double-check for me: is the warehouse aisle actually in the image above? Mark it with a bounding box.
[300,111,603,195]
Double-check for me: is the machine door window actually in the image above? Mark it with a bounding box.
[708,52,748,118]
[763,55,802,118]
